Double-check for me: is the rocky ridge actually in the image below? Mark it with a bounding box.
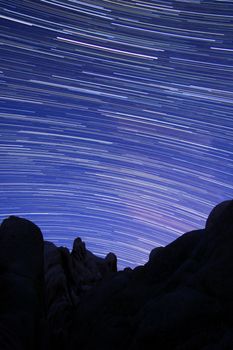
[0,200,232,349]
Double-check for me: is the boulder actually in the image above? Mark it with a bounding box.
[0,216,44,350]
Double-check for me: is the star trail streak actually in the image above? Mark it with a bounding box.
[0,0,233,268]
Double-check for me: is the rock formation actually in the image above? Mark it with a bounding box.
[0,216,44,350]
[0,200,232,349]
[44,237,117,349]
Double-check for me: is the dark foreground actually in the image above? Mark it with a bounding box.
[0,200,233,350]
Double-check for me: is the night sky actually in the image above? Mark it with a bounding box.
[1,0,233,269]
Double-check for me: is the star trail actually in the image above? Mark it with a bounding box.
[0,0,233,268]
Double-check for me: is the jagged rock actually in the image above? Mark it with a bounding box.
[69,237,117,294]
[69,200,233,350]
[44,237,117,348]
[44,242,73,350]
[0,200,233,350]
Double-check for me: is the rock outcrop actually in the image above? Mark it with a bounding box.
[44,237,117,349]
[0,216,44,350]
[0,200,233,349]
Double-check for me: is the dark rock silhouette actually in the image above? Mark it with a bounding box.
[44,237,117,349]
[0,200,233,349]
[0,216,44,350]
